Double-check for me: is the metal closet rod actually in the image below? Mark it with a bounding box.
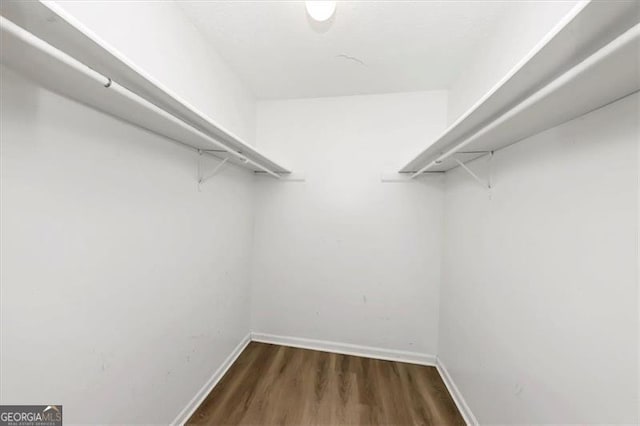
[0,16,281,179]
[410,21,640,179]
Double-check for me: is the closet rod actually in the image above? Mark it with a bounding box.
[0,16,281,179]
[409,22,640,179]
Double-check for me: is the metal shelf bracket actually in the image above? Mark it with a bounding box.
[453,151,493,190]
[197,150,229,190]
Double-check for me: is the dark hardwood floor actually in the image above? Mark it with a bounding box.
[187,342,465,425]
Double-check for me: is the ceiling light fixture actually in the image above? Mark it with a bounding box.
[305,1,336,22]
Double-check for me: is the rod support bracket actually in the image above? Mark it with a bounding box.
[453,151,493,191]
[197,151,229,190]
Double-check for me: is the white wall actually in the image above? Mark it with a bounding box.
[438,93,639,423]
[1,2,261,423]
[251,91,448,356]
[51,0,257,144]
[447,1,579,124]
[0,65,254,423]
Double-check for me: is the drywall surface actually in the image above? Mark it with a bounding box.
[438,93,639,423]
[447,0,579,124]
[0,67,254,423]
[177,1,515,100]
[252,91,447,356]
[50,0,257,144]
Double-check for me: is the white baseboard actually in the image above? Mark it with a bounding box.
[251,332,436,366]
[435,357,478,426]
[171,332,251,426]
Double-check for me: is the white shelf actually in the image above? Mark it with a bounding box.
[0,1,291,175]
[401,1,640,174]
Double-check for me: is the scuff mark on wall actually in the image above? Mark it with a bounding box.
[336,54,366,66]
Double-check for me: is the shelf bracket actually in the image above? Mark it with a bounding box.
[453,151,493,190]
[197,150,229,190]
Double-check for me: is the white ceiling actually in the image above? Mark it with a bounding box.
[177,1,517,100]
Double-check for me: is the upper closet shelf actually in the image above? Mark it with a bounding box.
[401,0,640,176]
[0,1,291,176]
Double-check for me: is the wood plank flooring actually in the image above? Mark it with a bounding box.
[187,342,465,425]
